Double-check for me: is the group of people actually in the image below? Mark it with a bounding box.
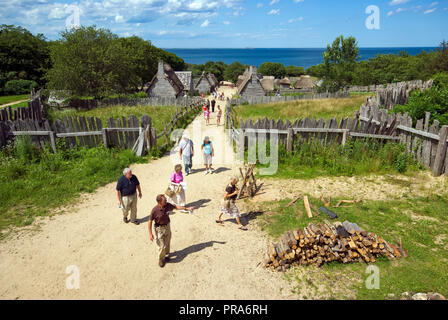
[115,90,247,269]
[212,90,225,101]
[203,99,222,126]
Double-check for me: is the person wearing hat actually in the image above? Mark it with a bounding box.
[201,136,214,175]
[178,133,194,175]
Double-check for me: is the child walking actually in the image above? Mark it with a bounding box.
[216,106,222,126]
[201,136,214,174]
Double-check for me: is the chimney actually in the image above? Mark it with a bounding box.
[158,60,164,77]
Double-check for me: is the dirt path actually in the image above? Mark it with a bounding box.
[0,99,28,109]
[0,87,296,300]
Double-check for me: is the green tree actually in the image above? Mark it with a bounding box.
[0,25,50,91]
[392,73,448,125]
[258,62,286,79]
[285,65,305,77]
[46,26,128,98]
[321,35,359,91]
[223,62,246,83]
[117,36,156,91]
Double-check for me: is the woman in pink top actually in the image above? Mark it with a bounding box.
[167,164,187,211]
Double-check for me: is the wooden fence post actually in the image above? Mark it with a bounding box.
[102,128,108,148]
[49,131,56,153]
[286,128,294,153]
[432,125,448,176]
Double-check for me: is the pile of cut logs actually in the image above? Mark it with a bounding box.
[264,220,407,272]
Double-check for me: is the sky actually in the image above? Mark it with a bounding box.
[0,0,447,48]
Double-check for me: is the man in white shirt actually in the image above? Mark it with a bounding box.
[178,134,194,175]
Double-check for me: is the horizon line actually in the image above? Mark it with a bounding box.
[163,46,438,50]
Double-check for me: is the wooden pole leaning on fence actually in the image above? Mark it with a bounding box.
[432,125,448,176]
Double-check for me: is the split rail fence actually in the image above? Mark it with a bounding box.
[225,101,448,177]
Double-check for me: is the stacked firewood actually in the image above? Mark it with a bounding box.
[263,220,406,272]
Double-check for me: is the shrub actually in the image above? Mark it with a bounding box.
[4,79,38,95]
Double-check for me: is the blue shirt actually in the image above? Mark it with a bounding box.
[202,141,213,154]
[116,175,140,197]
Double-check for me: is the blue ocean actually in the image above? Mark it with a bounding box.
[165,47,437,69]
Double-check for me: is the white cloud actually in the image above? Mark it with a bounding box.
[115,14,124,23]
[268,9,280,15]
[270,0,279,5]
[257,3,263,8]
[430,2,438,7]
[387,10,395,16]
[294,0,304,2]
[200,19,210,27]
[223,21,230,25]
[288,16,304,23]
[389,0,410,5]
[424,8,437,14]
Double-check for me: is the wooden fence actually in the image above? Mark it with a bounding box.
[225,100,448,177]
[65,96,203,110]
[0,98,44,122]
[0,99,203,156]
[230,92,350,106]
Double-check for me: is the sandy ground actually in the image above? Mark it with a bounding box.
[0,87,297,300]
[252,172,447,204]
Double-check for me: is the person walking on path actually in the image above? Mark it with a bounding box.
[216,106,222,126]
[216,176,247,230]
[178,134,193,175]
[148,194,195,268]
[201,136,214,174]
[211,99,216,113]
[167,164,188,212]
[205,108,210,126]
[116,168,142,225]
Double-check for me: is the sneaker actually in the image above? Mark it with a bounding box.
[209,168,214,174]
[159,259,165,268]
[180,209,189,213]
[123,217,129,223]
[205,170,209,175]
[131,220,140,225]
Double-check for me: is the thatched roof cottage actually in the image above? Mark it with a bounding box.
[293,75,315,92]
[237,66,266,97]
[195,71,215,94]
[278,77,291,89]
[146,61,184,98]
[260,76,274,93]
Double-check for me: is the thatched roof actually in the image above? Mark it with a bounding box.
[175,71,193,91]
[278,77,291,85]
[237,66,266,94]
[195,71,212,89]
[207,73,219,87]
[260,76,274,92]
[147,61,184,96]
[293,75,315,89]
[236,75,245,87]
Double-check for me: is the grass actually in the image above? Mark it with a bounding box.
[0,136,147,237]
[49,105,179,132]
[249,194,448,299]
[255,139,422,180]
[48,104,200,154]
[0,94,29,105]
[233,94,370,124]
